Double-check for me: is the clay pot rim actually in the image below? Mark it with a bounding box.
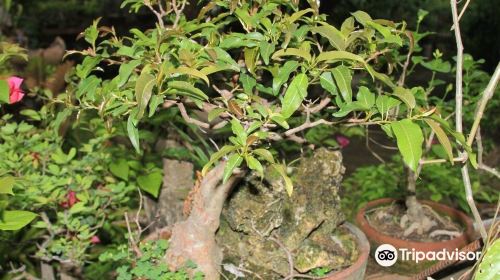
[355,198,474,253]
[322,221,370,279]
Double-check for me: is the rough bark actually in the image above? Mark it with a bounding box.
[165,163,242,280]
[144,145,194,230]
[403,167,435,236]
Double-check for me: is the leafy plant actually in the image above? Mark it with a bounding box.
[0,111,141,274]
[99,240,203,280]
[64,0,480,277]
[341,155,498,219]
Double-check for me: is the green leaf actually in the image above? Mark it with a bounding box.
[366,21,402,46]
[135,70,156,119]
[0,177,15,195]
[84,18,100,47]
[272,48,311,62]
[270,114,289,129]
[253,149,275,163]
[316,51,364,63]
[246,155,263,175]
[281,73,308,118]
[240,73,256,95]
[331,66,352,102]
[109,159,129,181]
[381,123,394,138]
[76,75,101,99]
[273,61,299,95]
[223,154,243,184]
[393,86,416,109]
[20,109,41,121]
[271,164,293,196]
[176,66,210,85]
[137,171,163,198]
[365,64,396,88]
[148,95,163,117]
[288,8,314,24]
[0,210,37,230]
[202,145,238,175]
[0,80,9,104]
[376,95,401,119]
[127,114,140,153]
[420,59,451,73]
[208,108,226,122]
[391,119,423,171]
[230,118,247,145]
[351,11,372,25]
[332,102,365,117]
[168,81,208,101]
[75,56,100,79]
[259,41,275,65]
[319,72,338,95]
[356,86,375,109]
[311,25,346,50]
[424,119,454,164]
[244,47,259,74]
[474,238,500,280]
[117,60,141,88]
[69,202,88,214]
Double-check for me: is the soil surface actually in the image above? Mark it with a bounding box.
[365,201,463,242]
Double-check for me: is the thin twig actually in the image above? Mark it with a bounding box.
[284,119,333,136]
[125,212,142,257]
[466,62,500,146]
[451,0,487,241]
[177,103,210,129]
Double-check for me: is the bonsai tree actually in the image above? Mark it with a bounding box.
[65,0,495,278]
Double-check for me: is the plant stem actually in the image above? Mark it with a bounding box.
[450,0,487,241]
[466,63,500,147]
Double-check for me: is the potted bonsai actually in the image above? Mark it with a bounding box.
[66,0,495,278]
[354,0,499,272]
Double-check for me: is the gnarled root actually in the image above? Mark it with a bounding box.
[165,163,242,280]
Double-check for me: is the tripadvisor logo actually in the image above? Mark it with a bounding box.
[375,244,398,267]
[374,244,481,267]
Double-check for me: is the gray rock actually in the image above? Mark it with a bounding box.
[216,148,354,279]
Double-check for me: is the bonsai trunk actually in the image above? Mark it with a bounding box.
[403,166,434,236]
[165,163,242,280]
[405,167,424,223]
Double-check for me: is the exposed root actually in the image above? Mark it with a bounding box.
[429,229,461,239]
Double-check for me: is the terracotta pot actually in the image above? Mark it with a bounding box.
[323,222,370,280]
[355,198,474,253]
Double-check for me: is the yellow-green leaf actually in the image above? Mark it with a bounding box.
[424,119,454,164]
[176,66,210,85]
[316,51,364,63]
[223,153,243,184]
[391,119,423,171]
[0,211,37,230]
[311,24,346,50]
[0,177,15,195]
[135,70,156,119]
[272,48,311,62]
[281,73,308,118]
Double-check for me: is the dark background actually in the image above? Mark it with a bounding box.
[3,0,499,72]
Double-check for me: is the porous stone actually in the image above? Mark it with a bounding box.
[217,148,354,279]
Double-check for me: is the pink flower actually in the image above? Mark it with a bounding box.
[336,135,350,148]
[60,191,80,209]
[7,76,24,104]
[90,235,101,244]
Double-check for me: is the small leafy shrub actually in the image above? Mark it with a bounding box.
[0,112,138,273]
[99,240,203,280]
[341,155,498,219]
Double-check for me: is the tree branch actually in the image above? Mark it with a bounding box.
[466,62,500,147]
[450,0,487,241]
